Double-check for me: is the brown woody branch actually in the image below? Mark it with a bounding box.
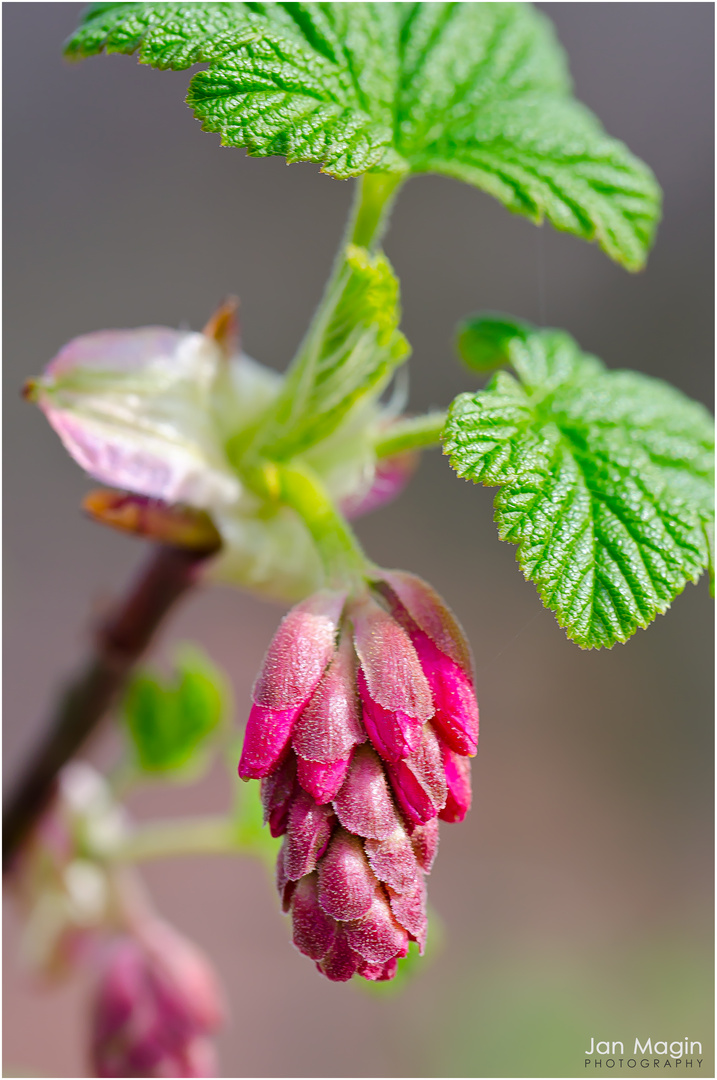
[3,544,216,872]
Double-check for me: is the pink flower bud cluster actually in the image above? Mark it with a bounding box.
[238,571,478,982]
[90,921,225,1078]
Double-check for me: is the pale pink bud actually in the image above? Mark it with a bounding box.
[291,873,337,961]
[34,327,241,510]
[90,922,224,1078]
[340,451,418,519]
[358,955,399,982]
[318,924,363,982]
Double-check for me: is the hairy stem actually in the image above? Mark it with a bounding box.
[375,410,448,458]
[347,171,405,252]
[273,461,372,590]
[3,545,215,872]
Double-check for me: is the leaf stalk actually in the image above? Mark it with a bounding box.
[375,411,447,458]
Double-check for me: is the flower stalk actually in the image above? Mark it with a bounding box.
[273,461,372,590]
[114,817,242,864]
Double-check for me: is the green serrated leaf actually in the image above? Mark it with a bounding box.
[443,322,714,648]
[122,645,228,773]
[260,243,410,458]
[66,2,661,269]
[65,2,261,67]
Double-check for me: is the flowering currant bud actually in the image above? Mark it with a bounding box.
[239,571,478,982]
[90,920,225,1078]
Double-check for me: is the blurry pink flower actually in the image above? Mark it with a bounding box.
[12,763,126,980]
[28,310,421,603]
[238,571,478,982]
[339,450,418,520]
[90,920,225,1078]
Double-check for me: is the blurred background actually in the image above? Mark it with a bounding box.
[3,4,713,1077]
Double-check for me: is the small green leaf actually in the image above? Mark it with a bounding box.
[456,314,530,373]
[66,2,661,269]
[260,244,409,458]
[443,322,714,648]
[123,645,228,773]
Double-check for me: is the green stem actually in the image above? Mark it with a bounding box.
[273,461,371,590]
[115,816,239,863]
[375,411,448,458]
[348,171,405,251]
[250,172,405,455]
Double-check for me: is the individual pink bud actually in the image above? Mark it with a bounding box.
[282,790,334,881]
[238,591,345,779]
[291,632,365,763]
[296,754,353,804]
[375,570,474,676]
[276,845,297,913]
[357,955,400,982]
[90,922,224,1078]
[411,629,479,756]
[253,591,346,710]
[410,818,440,873]
[317,830,375,922]
[340,450,418,520]
[364,825,421,895]
[440,748,473,823]
[332,744,402,841]
[357,667,423,762]
[343,890,410,965]
[317,924,362,983]
[291,873,338,961]
[385,724,447,825]
[238,703,298,781]
[351,594,434,721]
[261,754,297,837]
[387,877,428,952]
